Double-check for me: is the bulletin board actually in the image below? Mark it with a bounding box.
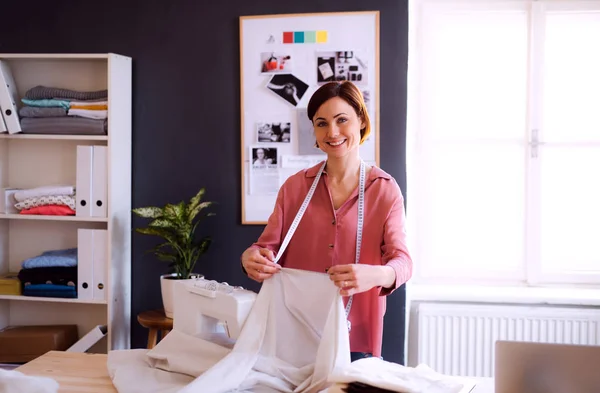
[240,11,380,225]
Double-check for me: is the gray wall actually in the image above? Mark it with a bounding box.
[0,0,409,363]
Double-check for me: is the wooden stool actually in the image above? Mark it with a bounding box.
[137,309,173,349]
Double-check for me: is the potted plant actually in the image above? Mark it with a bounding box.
[132,188,215,318]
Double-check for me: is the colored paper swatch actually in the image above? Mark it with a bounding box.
[283,30,327,44]
[316,30,328,43]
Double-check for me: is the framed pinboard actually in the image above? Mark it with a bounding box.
[239,11,380,224]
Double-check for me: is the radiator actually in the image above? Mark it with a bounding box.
[416,302,600,378]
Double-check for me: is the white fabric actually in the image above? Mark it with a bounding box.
[13,185,74,201]
[0,368,59,393]
[107,267,350,393]
[326,357,477,393]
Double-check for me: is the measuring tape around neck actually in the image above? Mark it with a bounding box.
[273,159,366,332]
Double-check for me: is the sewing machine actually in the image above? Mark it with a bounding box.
[172,277,257,344]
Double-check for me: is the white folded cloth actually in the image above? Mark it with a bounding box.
[13,185,75,202]
[326,358,477,393]
[0,368,59,393]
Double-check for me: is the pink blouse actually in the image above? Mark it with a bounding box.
[248,162,413,357]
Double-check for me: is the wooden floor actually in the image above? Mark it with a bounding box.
[16,351,116,393]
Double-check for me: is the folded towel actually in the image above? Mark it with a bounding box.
[23,284,77,298]
[18,266,77,286]
[21,98,70,110]
[70,104,108,110]
[22,248,77,269]
[69,100,108,106]
[14,194,76,211]
[20,116,107,135]
[13,186,75,202]
[18,106,67,118]
[19,205,75,216]
[23,283,76,292]
[25,85,107,101]
[68,108,107,120]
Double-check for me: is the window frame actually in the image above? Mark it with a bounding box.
[407,0,600,287]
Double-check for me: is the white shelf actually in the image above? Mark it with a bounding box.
[0,134,108,141]
[0,52,132,352]
[0,214,108,223]
[0,294,107,305]
[0,53,111,59]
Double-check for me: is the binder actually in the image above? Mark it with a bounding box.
[0,111,6,133]
[66,325,107,353]
[77,228,94,300]
[0,60,21,134]
[0,188,19,214]
[92,229,108,301]
[76,145,93,217]
[91,146,107,217]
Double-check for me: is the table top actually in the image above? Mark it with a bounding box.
[16,351,116,393]
[15,350,494,393]
[137,308,173,330]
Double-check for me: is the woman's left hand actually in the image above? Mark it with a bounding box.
[327,264,396,296]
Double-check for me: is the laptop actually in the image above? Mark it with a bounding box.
[495,340,600,393]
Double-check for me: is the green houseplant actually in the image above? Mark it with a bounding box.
[132,188,215,318]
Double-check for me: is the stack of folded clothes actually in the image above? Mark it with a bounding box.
[12,185,76,216]
[18,248,77,298]
[18,85,108,135]
[13,186,76,216]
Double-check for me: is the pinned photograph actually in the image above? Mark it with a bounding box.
[261,52,292,74]
[266,74,309,107]
[316,51,368,85]
[257,122,291,143]
[252,147,278,167]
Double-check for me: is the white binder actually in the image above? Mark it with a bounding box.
[0,60,21,134]
[76,145,93,217]
[0,188,19,214]
[0,111,6,133]
[77,228,94,300]
[92,229,108,301]
[91,146,107,217]
[67,325,107,353]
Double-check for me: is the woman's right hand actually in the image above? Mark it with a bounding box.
[241,247,281,282]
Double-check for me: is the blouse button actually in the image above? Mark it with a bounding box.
[328,244,334,249]
[332,219,336,225]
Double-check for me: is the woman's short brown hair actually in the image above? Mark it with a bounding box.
[306,81,371,144]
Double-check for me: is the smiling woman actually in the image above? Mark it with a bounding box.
[240,81,413,360]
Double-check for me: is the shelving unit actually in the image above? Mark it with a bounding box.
[0,53,132,353]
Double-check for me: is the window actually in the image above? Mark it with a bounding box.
[407,0,600,286]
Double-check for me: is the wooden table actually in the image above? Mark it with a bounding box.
[15,350,495,393]
[16,351,116,393]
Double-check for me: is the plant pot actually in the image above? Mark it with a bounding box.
[160,273,204,319]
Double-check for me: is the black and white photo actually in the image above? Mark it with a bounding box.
[252,147,278,167]
[257,122,291,143]
[266,74,309,107]
[316,51,368,85]
[249,146,280,196]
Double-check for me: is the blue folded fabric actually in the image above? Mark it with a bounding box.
[22,283,77,298]
[21,248,77,269]
[23,283,76,291]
